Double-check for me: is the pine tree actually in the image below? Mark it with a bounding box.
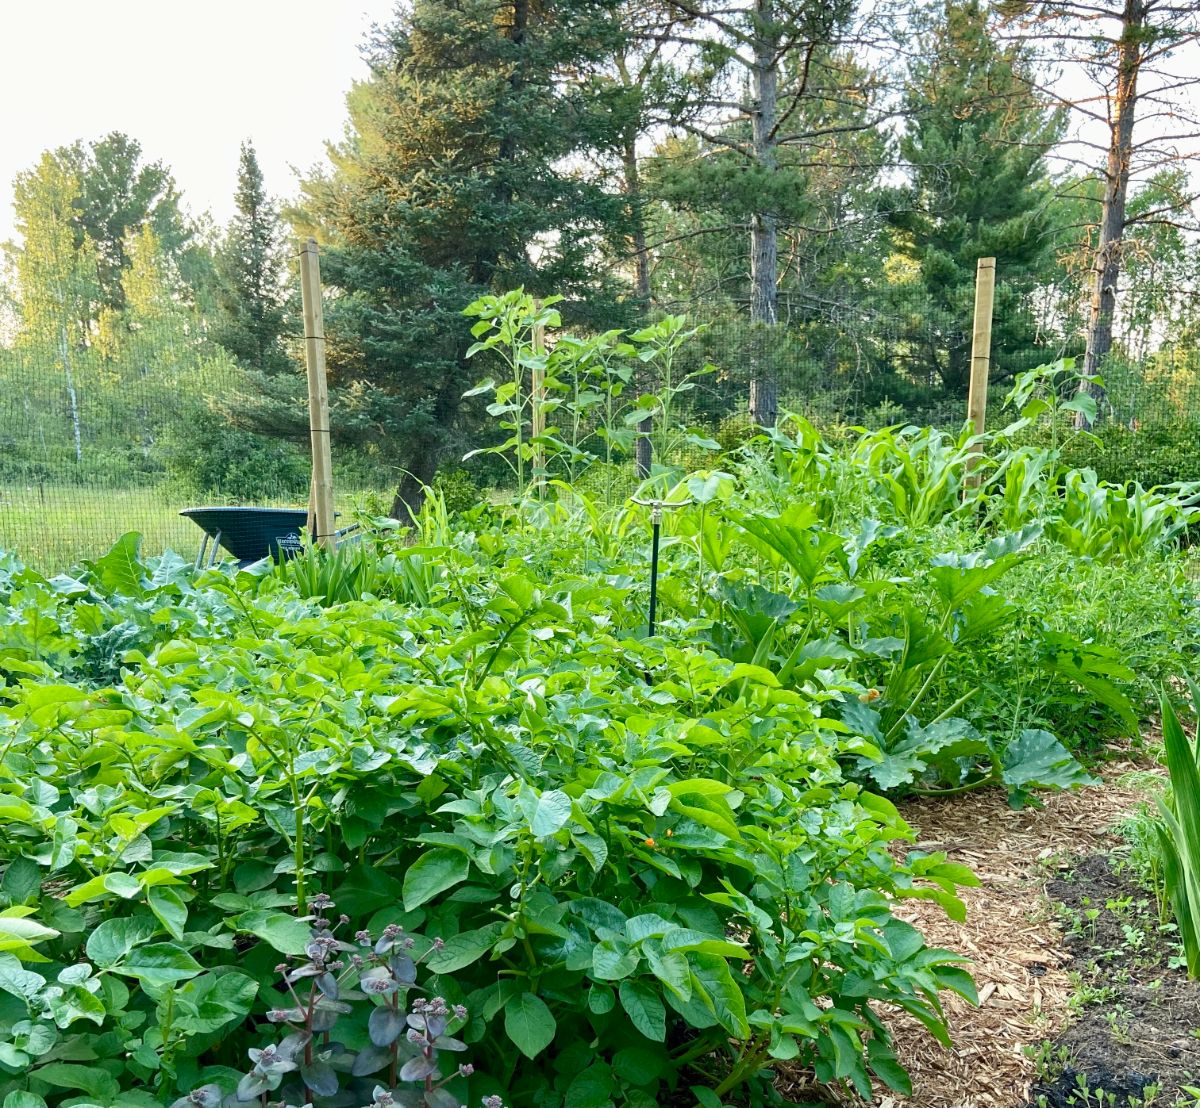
[293,0,629,518]
[999,0,1200,426]
[894,0,1064,393]
[650,0,879,424]
[213,142,290,374]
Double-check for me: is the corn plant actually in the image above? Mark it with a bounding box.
[983,444,1060,531]
[1051,470,1195,560]
[1154,686,1200,978]
[849,424,979,528]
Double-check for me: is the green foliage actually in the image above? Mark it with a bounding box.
[892,0,1064,393]
[0,348,1194,1105]
[263,538,383,607]
[1154,686,1200,978]
[431,470,483,517]
[291,0,632,507]
[0,508,986,1105]
[0,151,264,505]
[211,142,291,376]
[1050,469,1196,560]
[850,423,979,528]
[25,132,204,314]
[1058,421,1200,492]
[463,290,717,498]
[160,404,310,501]
[985,360,1197,560]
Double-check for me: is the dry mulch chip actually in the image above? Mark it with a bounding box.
[777,762,1161,1108]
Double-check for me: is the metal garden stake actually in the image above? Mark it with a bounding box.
[631,496,691,639]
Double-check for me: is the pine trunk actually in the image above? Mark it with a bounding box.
[623,134,651,305]
[1076,0,1144,429]
[748,0,779,427]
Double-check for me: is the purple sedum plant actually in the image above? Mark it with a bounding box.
[174,896,504,1108]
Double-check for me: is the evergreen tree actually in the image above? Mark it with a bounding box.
[213,142,290,374]
[650,0,877,423]
[999,0,1200,426]
[293,0,629,518]
[893,0,1064,393]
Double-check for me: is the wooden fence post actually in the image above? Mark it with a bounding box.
[965,256,996,489]
[531,302,547,497]
[635,417,653,479]
[299,238,336,548]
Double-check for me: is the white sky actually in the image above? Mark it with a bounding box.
[3,2,1195,248]
[0,0,397,243]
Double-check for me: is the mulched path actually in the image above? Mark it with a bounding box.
[777,761,1200,1108]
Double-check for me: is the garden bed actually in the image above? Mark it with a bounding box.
[780,764,1182,1108]
[1027,852,1200,1107]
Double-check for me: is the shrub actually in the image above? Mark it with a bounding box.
[161,405,310,501]
[1056,421,1200,491]
[431,468,482,516]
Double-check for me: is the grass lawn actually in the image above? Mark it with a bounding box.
[0,483,305,574]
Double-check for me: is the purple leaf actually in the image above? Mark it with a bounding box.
[301,1060,339,1097]
[351,1043,392,1077]
[398,1053,440,1082]
[369,1005,405,1047]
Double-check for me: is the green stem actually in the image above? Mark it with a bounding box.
[926,687,978,726]
[910,775,993,797]
[252,727,306,913]
[709,1039,768,1100]
[885,652,951,742]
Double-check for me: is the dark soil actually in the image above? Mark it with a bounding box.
[1025,854,1200,1107]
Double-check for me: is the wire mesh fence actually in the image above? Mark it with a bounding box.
[1,278,1197,572]
[0,322,310,572]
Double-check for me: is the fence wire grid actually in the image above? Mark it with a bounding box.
[2,278,1198,572]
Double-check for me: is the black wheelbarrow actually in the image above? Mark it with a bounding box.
[181,506,313,569]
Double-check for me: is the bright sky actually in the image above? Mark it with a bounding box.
[4,2,1196,248]
[0,0,397,243]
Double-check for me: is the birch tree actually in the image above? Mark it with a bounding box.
[6,155,100,464]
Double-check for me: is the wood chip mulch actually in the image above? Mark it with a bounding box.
[777,762,1164,1108]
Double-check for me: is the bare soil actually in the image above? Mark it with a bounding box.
[1025,853,1200,1107]
[777,763,1200,1107]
